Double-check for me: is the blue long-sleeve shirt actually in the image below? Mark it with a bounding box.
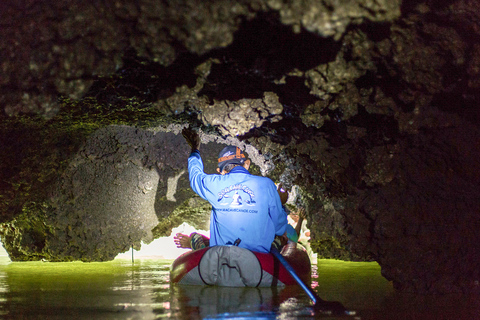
[187,150,287,253]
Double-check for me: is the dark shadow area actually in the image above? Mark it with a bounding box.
[431,88,480,125]
[355,69,415,113]
[357,21,392,42]
[239,116,316,146]
[199,11,342,105]
[85,46,202,104]
[318,115,349,148]
[400,0,452,16]
[430,58,480,125]
[348,105,400,147]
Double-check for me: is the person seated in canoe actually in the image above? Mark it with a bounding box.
[275,183,299,244]
[174,182,296,250]
[176,128,289,253]
[288,207,314,261]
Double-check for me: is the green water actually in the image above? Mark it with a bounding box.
[0,256,478,319]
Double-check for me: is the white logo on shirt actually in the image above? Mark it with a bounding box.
[218,184,255,207]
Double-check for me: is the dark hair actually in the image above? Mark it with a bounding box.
[222,163,241,173]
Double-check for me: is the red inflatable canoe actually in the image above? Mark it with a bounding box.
[170,244,311,287]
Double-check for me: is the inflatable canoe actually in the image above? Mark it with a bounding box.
[170,244,311,287]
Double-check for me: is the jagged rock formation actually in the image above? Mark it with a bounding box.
[1,0,480,293]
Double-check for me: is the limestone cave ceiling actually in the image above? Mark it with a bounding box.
[1,0,480,294]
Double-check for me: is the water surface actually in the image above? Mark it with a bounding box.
[0,256,478,319]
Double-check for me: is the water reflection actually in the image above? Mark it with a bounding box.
[0,257,350,320]
[0,256,478,320]
[0,258,169,319]
[169,285,314,319]
[168,281,361,319]
[170,285,279,319]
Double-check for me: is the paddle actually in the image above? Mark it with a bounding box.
[270,246,355,315]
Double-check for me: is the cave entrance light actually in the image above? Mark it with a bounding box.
[115,222,209,260]
[0,240,10,262]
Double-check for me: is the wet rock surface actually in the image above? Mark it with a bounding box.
[1,0,480,293]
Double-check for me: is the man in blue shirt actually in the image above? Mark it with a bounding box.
[180,128,288,253]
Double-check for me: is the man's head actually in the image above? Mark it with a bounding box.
[217,146,250,174]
